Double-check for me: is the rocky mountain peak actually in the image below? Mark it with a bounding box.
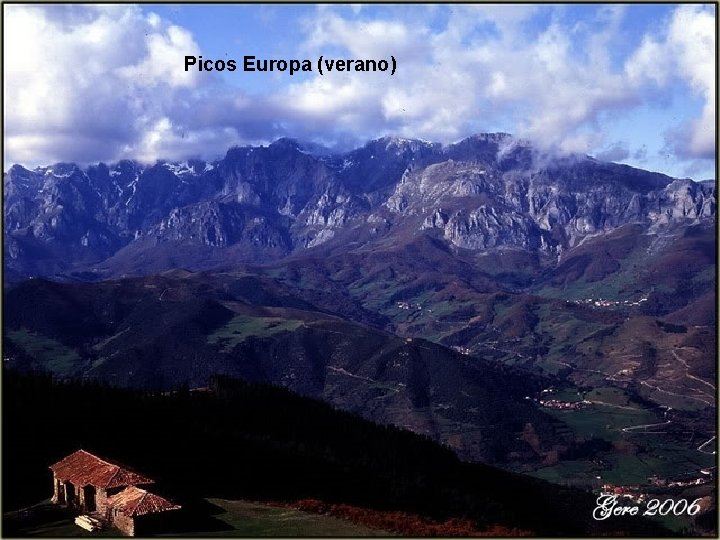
[270,137,302,150]
[3,134,714,281]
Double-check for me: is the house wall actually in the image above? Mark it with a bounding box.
[51,475,62,504]
[96,488,110,516]
[97,486,129,516]
[52,481,86,511]
[78,484,86,509]
[112,513,135,537]
[52,478,107,516]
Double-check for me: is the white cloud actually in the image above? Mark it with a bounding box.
[668,5,715,159]
[115,25,200,88]
[284,3,714,171]
[303,10,429,63]
[625,4,715,160]
[283,4,640,154]
[4,4,205,166]
[596,141,630,162]
[625,37,669,87]
[3,3,715,178]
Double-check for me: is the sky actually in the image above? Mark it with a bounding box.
[3,3,716,180]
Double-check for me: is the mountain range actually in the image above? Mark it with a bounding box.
[4,133,715,281]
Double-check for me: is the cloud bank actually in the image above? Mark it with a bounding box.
[3,4,716,178]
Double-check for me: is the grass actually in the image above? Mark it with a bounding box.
[552,388,584,402]
[640,440,717,474]
[535,237,654,303]
[171,498,391,537]
[599,440,715,486]
[525,303,617,378]
[601,454,664,485]
[637,384,711,412]
[493,301,510,317]
[532,358,566,376]
[545,403,659,441]
[207,315,303,352]
[92,327,131,351]
[3,501,117,537]
[528,434,714,535]
[529,397,715,528]
[356,280,477,343]
[347,275,401,306]
[529,460,598,487]
[6,329,83,376]
[690,265,715,288]
[585,387,631,406]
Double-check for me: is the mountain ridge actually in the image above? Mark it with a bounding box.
[4,133,715,282]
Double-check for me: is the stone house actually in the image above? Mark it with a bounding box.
[105,485,182,536]
[50,450,180,536]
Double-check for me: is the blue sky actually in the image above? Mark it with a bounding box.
[4,3,716,179]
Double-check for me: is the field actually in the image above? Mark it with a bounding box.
[529,400,715,488]
[528,399,715,533]
[547,402,658,441]
[207,315,304,351]
[170,499,390,537]
[6,329,83,375]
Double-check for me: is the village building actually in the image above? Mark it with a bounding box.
[49,450,180,536]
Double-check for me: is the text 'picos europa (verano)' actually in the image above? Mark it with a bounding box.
[184,55,397,76]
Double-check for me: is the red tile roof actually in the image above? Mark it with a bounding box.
[106,486,181,517]
[49,450,154,489]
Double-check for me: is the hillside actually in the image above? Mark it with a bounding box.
[3,273,559,465]
[3,370,670,536]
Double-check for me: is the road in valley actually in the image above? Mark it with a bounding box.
[621,420,672,433]
[697,436,717,455]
